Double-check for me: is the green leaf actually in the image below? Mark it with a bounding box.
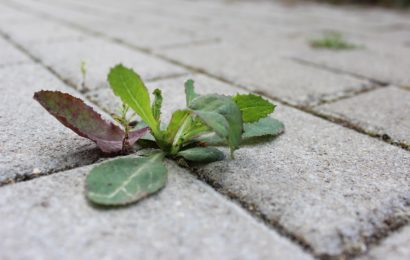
[86,153,167,206]
[184,79,198,106]
[194,117,284,145]
[108,64,159,136]
[182,116,210,141]
[189,95,242,156]
[166,110,191,143]
[177,147,225,163]
[242,117,284,139]
[151,88,163,122]
[232,94,275,123]
[194,111,229,138]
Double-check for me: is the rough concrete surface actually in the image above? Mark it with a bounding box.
[157,42,371,106]
[0,37,30,67]
[0,63,99,183]
[1,19,86,46]
[26,37,187,91]
[316,86,410,147]
[360,225,410,260]
[87,74,410,257]
[0,159,312,260]
[1,0,410,259]
[195,105,410,257]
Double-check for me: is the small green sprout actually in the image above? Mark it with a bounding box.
[309,32,359,50]
[80,60,87,88]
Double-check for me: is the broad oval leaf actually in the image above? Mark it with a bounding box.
[194,117,284,145]
[177,147,225,163]
[86,153,167,206]
[233,94,275,123]
[189,94,242,155]
[242,117,284,139]
[108,64,159,136]
[34,90,148,153]
[194,111,229,138]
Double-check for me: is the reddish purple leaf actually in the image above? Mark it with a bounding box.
[34,90,149,153]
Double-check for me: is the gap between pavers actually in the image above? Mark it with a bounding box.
[87,74,410,258]
[3,0,406,256]
[0,62,101,184]
[358,225,410,260]
[2,0,380,109]
[0,157,312,260]
[1,18,86,46]
[314,86,410,149]
[0,36,30,67]
[290,41,410,88]
[155,41,372,107]
[13,36,187,93]
[2,0,216,50]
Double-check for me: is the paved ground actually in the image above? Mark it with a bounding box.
[0,0,409,259]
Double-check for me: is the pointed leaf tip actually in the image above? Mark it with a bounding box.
[34,90,146,153]
[108,64,159,136]
[184,79,198,106]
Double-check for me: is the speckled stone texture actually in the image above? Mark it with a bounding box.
[0,37,29,66]
[26,37,187,91]
[87,75,410,257]
[157,43,370,107]
[1,0,410,259]
[315,86,410,147]
[0,63,99,183]
[360,225,410,260]
[0,159,312,260]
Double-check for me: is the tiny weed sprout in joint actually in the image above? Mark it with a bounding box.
[309,32,360,50]
[34,64,284,207]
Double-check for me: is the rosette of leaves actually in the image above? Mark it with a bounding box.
[34,64,284,207]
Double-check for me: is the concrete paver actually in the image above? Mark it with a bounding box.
[0,159,312,260]
[25,37,187,91]
[1,0,410,258]
[316,86,410,147]
[88,74,410,257]
[0,63,99,183]
[360,225,410,260]
[0,37,30,67]
[157,42,370,106]
[292,40,410,87]
[1,19,85,46]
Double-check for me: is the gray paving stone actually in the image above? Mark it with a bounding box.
[7,0,216,49]
[1,18,85,46]
[87,74,410,257]
[0,63,100,183]
[0,3,34,23]
[157,42,370,106]
[196,105,410,257]
[316,86,410,146]
[24,37,186,91]
[0,37,30,67]
[360,225,410,260]
[0,159,312,260]
[292,40,410,87]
